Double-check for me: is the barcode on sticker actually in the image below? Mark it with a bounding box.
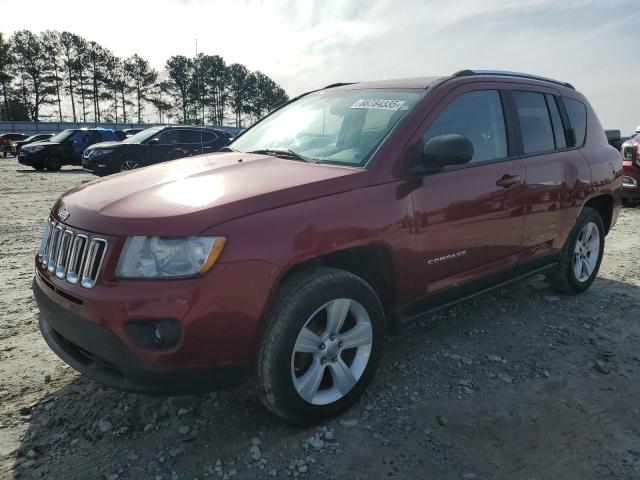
[350,99,406,111]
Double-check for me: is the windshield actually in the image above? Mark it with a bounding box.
[49,129,75,143]
[122,126,164,144]
[231,88,423,166]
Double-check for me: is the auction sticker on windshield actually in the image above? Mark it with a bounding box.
[350,99,406,110]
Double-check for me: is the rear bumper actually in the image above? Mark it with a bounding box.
[34,276,247,394]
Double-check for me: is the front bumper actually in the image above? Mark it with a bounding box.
[34,275,247,394]
[18,151,43,166]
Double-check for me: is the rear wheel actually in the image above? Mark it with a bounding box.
[255,267,384,424]
[45,155,62,172]
[547,207,604,294]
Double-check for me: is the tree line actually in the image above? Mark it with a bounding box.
[0,30,289,127]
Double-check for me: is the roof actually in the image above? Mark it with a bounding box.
[326,76,444,90]
[323,70,575,92]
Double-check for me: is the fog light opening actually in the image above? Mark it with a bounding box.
[124,319,181,351]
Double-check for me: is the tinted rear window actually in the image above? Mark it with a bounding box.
[513,91,555,154]
[563,97,587,147]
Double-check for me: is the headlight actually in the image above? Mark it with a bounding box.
[26,145,44,153]
[116,236,226,278]
[10,142,17,147]
[88,149,110,158]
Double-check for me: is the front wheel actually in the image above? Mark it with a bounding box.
[255,267,384,424]
[547,207,605,294]
[120,158,140,171]
[45,155,62,171]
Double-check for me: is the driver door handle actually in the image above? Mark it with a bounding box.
[496,174,523,188]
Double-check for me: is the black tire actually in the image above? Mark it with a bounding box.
[622,198,638,208]
[32,162,45,171]
[255,267,385,424]
[546,207,605,294]
[45,155,62,171]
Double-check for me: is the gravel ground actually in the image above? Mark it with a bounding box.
[1,159,639,480]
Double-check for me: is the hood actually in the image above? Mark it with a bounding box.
[54,152,366,236]
[86,141,123,150]
[23,141,57,149]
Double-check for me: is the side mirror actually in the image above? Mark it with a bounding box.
[421,134,474,168]
[147,138,159,146]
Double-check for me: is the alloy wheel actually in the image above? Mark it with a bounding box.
[573,221,600,282]
[291,298,373,405]
[121,159,140,171]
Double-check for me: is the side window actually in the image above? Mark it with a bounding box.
[158,130,181,145]
[180,130,206,144]
[545,94,566,149]
[563,97,587,147]
[513,91,555,154]
[201,131,218,143]
[69,131,89,153]
[423,90,507,163]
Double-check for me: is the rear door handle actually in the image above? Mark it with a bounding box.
[496,174,523,188]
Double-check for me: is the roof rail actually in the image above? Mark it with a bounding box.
[452,70,575,90]
[323,82,357,89]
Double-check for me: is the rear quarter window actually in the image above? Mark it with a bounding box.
[563,97,587,147]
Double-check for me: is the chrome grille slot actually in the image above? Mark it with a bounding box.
[66,234,87,285]
[47,225,64,273]
[38,219,53,262]
[41,220,55,266]
[80,238,107,289]
[38,218,108,290]
[55,230,74,279]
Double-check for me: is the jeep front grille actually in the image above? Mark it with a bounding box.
[38,218,108,289]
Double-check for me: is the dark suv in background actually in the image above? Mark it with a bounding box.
[18,128,121,171]
[82,125,231,176]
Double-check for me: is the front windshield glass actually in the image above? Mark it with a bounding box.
[231,88,423,166]
[49,129,75,143]
[122,126,163,144]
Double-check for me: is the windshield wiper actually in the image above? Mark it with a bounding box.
[248,149,316,163]
[219,146,240,152]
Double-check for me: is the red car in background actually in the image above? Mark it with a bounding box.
[621,134,640,205]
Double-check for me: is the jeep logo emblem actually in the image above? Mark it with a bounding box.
[58,209,70,221]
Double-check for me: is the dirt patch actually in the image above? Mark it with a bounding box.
[1,159,639,480]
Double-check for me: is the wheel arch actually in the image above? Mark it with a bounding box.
[272,244,397,332]
[582,193,613,234]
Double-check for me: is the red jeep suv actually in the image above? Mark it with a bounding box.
[33,70,622,423]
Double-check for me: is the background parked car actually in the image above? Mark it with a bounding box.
[82,125,231,176]
[1,133,29,157]
[18,128,121,171]
[10,133,54,156]
[621,134,640,206]
[605,129,624,151]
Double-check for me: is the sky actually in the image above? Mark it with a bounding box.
[4,0,640,133]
